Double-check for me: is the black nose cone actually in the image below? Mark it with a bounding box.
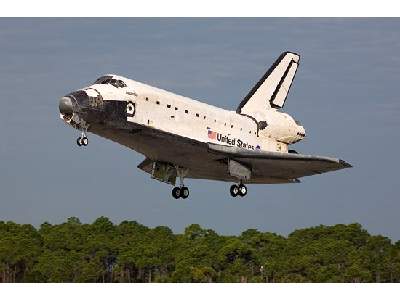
[59,97,73,115]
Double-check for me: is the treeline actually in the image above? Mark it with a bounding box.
[0,217,399,283]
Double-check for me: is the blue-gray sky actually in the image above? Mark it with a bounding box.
[0,18,399,240]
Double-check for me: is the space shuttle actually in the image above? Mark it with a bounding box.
[59,52,351,199]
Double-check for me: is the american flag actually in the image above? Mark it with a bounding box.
[207,127,217,140]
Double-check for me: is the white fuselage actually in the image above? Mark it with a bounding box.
[68,74,306,154]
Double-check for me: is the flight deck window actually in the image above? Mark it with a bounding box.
[94,76,111,84]
[196,113,199,117]
[167,104,171,108]
[110,79,125,88]
[94,76,126,88]
[118,80,127,88]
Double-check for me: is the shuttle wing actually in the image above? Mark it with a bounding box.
[208,143,352,181]
[131,128,350,185]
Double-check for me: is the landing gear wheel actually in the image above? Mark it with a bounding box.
[238,184,247,197]
[81,136,88,146]
[172,166,189,199]
[77,137,82,146]
[172,187,181,199]
[181,187,189,199]
[172,186,190,199]
[230,184,239,197]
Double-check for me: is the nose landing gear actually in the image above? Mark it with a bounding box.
[230,183,248,197]
[70,114,89,147]
[77,132,88,147]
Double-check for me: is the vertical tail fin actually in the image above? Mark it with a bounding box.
[236,52,300,118]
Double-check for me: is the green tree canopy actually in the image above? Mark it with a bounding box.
[0,219,399,283]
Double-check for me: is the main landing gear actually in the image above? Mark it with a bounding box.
[172,166,190,199]
[172,186,189,199]
[230,183,248,197]
[76,132,88,147]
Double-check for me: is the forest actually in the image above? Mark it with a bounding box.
[0,217,399,283]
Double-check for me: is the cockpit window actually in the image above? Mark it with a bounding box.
[94,76,127,88]
[111,79,127,88]
[94,76,112,84]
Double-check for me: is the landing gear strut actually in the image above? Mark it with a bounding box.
[230,183,248,197]
[71,114,89,147]
[172,167,190,199]
[76,131,88,147]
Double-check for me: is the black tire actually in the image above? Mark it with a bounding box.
[230,184,239,197]
[238,184,247,197]
[172,187,181,199]
[81,136,88,146]
[76,137,82,146]
[181,187,189,199]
